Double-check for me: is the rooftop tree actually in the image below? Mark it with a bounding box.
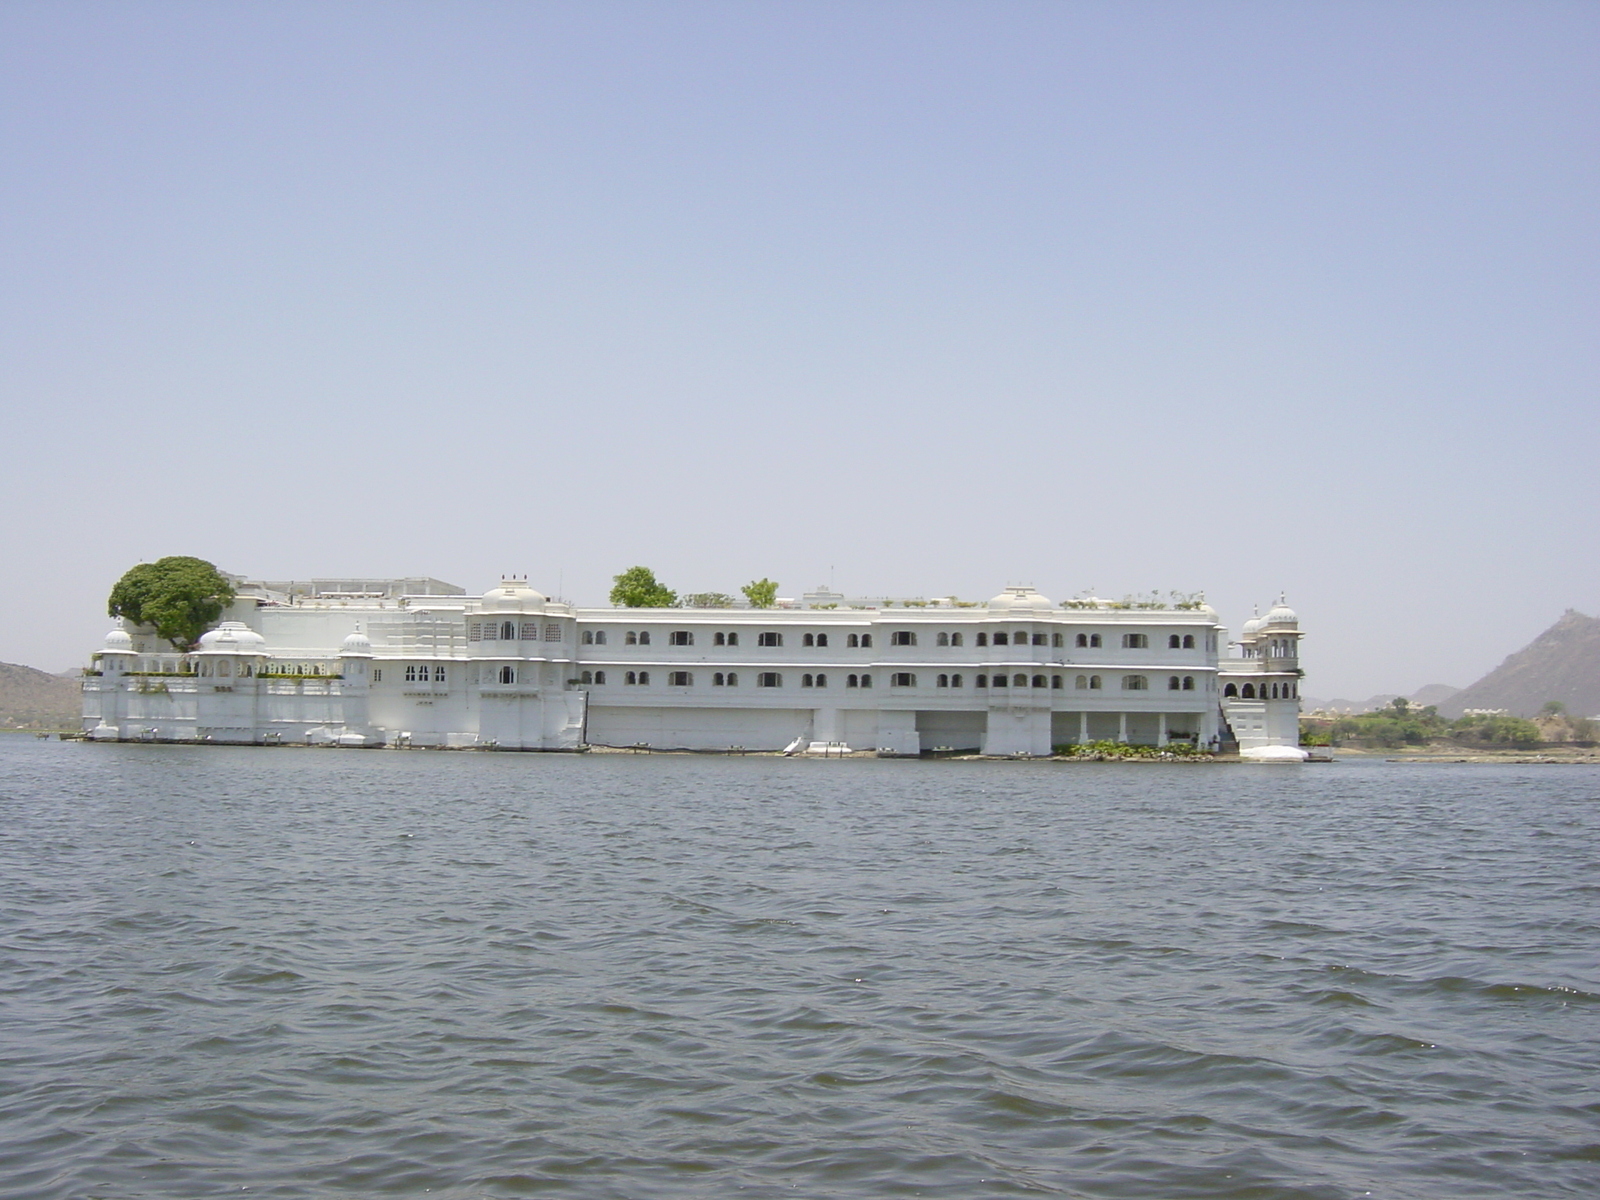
[108,556,236,650]
[609,566,677,608]
[741,578,779,609]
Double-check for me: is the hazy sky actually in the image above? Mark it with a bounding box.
[2,1,1596,698]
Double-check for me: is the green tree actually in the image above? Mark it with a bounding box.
[609,566,677,608]
[108,556,236,650]
[742,578,779,609]
[680,592,736,608]
[1542,700,1567,716]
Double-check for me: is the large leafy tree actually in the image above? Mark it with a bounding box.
[609,566,677,608]
[741,578,779,609]
[108,556,236,649]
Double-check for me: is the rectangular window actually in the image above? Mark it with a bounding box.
[544,624,561,641]
[372,668,382,682]
[480,624,497,642]
[469,623,483,642]
[521,622,539,640]
[434,666,446,682]
[892,672,916,687]
[891,631,915,646]
[670,631,693,646]
[758,632,781,647]
[1123,633,1148,649]
[668,671,692,687]
[1123,674,1148,690]
[405,665,417,682]
[757,672,782,688]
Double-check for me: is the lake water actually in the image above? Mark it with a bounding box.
[2,738,1597,1199]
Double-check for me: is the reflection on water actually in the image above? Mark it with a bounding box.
[2,739,1598,1199]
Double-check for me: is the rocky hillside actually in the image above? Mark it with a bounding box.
[0,662,82,730]
[1436,610,1600,719]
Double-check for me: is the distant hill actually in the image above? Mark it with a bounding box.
[1436,610,1600,719]
[1304,683,1459,715]
[0,661,82,730]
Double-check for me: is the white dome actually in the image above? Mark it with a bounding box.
[340,629,374,655]
[988,586,1054,613]
[197,621,267,653]
[1240,616,1264,639]
[104,628,134,653]
[1264,602,1298,627]
[480,578,547,612]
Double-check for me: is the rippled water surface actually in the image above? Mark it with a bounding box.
[3,738,1598,1199]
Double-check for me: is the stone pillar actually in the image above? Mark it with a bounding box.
[1118,712,1128,743]
[1158,712,1168,747]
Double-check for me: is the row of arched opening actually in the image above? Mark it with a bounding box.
[1223,681,1298,699]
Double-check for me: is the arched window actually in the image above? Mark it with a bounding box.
[847,633,859,648]
[1169,634,1181,649]
[1031,674,1046,688]
[626,631,638,645]
[501,621,517,641]
[1052,633,1064,647]
[499,665,516,685]
[594,631,606,645]
[860,674,872,688]
[1076,633,1088,648]
[815,673,827,688]
[713,672,725,686]
[1168,676,1181,690]
[1182,676,1194,690]
[626,671,637,685]
[802,674,815,687]
[977,674,989,687]
[1224,682,1238,697]
[1075,674,1088,689]
[977,632,988,647]
[993,632,1008,646]
[847,674,859,688]
[816,634,828,647]
[638,631,651,646]
[714,632,726,646]
[1014,674,1028,688]
[803,634,815,647]
[951,632,963,647]
[581,670,593,684]
[1183,635,1195,649]
[1090,634,1102,648]
[594,671,606,684]
[937,674,949,687]
[725,672,739,687]
[1241,683,1255,698]
[951,674,963,688]
[1090,675,1102,690]
[638,671,650,685]
[937,632,949,647]
[860,635,872,648]
[726,632,738,646]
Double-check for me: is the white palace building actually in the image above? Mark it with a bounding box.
[82,577,1307,759]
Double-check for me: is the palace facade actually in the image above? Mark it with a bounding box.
[82,578,1305,758]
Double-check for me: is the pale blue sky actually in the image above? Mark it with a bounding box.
[2,1,1596,698]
